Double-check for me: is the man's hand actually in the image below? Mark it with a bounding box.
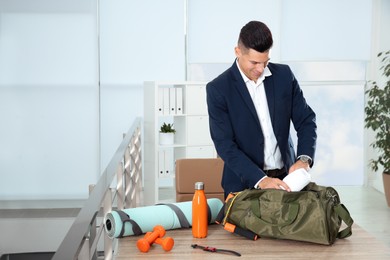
[258,177,291,192]
[288,160,310,173]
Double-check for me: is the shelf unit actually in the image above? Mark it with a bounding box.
[143,81,217,204]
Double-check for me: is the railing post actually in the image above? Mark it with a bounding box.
[103,188,113,260]
[124,145,131,209]
[88,185,98,260]
[77,238,90,260]
[116,161,124,210]
[90,223,97,260]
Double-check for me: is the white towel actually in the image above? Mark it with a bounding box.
[283,168,311,191]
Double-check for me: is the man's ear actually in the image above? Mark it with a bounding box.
[234,46,241,58]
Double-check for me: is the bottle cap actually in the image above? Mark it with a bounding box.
[194,182,204,190]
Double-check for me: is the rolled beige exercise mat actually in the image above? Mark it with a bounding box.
[104,198,223,239]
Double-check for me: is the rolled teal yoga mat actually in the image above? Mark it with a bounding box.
[104,198,223,238]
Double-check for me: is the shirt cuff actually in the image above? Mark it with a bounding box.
[254,176,268,189]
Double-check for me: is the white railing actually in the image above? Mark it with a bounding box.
[52,117,143,260]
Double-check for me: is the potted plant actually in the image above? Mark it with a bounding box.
[364,50,390,207]
[159,122,176,145]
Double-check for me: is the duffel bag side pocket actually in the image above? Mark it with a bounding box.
[245,197,299,239]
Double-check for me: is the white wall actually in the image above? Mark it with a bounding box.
[0,0,387,201]
[280,0,371,61]
[99,0,186,170]
[0,0,100,200]
[187,0,282,64]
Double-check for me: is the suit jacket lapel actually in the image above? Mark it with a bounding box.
[264,76,275,120]
[264,75,275,128]
[230,62,261,128]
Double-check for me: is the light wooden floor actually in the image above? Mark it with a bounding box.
[335,186,390,246]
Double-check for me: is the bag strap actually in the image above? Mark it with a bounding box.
[215,204,225,224]
[116,210,143,237]
[334,203,354,239]
[156,203,191,228]
[222,191,243,225]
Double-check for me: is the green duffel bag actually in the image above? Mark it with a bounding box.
[219,182,353,245]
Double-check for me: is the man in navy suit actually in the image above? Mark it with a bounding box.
[207,21,317,198]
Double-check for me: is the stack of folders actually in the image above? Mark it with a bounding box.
[158,87,183,115]
[158,148,174,177]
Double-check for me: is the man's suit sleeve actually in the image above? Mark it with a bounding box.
[289,70,317,164]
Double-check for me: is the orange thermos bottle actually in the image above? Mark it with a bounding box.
[192,182,208,238]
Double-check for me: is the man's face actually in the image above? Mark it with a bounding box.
[235,46,270,82]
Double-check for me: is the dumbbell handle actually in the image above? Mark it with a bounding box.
[143,231,174,251]
[137,233,174,253]
[144,230,161,243]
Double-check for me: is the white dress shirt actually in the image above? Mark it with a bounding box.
[236,61,284,171]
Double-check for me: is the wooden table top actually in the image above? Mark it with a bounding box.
[116,224,390,259]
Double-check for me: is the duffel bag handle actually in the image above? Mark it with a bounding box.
[334,203,353,239]
[251,200,299,227]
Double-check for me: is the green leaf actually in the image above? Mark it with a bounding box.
[365,50,390,172]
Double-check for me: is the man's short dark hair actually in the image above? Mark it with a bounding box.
[238,21,273,53]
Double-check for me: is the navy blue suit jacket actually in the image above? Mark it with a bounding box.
[206,61,317,196]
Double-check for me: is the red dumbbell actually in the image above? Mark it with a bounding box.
[137,225,174,252]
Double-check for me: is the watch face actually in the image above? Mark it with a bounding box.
[300,156,310,164]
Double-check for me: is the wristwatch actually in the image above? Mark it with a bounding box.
[298,155,312,165]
